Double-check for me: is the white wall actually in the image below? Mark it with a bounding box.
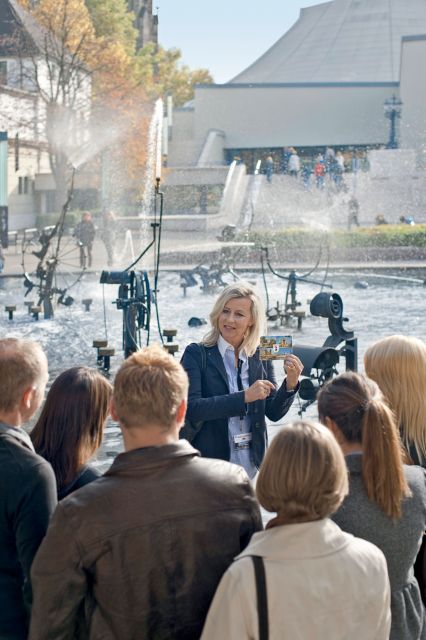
[167,108,200,166]
[193,84,393,150]
[400,37,426,150]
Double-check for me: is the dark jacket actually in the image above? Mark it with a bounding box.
[30,440,262,640]
[74,220,95,246]
[181,342,297,467]
[332,455,426,640]
[58,464,102,500]
[0,430,57,640]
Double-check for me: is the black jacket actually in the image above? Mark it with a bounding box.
[181,343,297,467]
[0,430,57,640]
[30,441,262,640]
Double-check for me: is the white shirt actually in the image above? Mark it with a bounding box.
[217,335,257,479]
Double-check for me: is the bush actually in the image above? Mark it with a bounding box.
[241,224,426,250]
[35,210,81,232]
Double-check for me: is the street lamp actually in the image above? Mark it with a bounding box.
[383,95,403,149]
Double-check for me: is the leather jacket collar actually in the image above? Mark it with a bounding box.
[105,439,201,475]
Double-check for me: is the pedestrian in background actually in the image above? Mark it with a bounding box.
[74,211,95,268]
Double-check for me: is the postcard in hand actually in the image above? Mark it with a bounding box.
[259,335,293,360]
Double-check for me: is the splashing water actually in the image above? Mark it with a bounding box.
[140,98,163,219]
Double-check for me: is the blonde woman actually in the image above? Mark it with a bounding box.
[364,334,426,466]
[181,281,302,478]
[318,372,426,640]
[201,422,390,640]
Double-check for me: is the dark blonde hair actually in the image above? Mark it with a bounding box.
[256,421,348,523]
[364,335,426,463]
[317,371,411,520]
[113,344,189,430]
[31,367,112,490]
[202,281,266,357]
[0,338,48,412]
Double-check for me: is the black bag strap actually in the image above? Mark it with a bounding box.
[251,555,269,640]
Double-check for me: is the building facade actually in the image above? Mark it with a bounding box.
[167,0,426,169]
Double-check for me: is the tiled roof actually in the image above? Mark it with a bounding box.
[0,0,47,57]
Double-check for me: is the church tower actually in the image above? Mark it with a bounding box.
[127,0,158,51]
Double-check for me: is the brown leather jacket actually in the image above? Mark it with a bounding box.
[30,441,262,640]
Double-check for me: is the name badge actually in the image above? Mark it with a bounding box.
[233,432,252,450]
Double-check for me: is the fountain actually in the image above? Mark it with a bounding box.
[2,92,426,469]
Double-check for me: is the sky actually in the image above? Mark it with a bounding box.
[156,0,322,84]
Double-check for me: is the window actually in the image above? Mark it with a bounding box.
[18,177,30,195]
[0,61,7,85]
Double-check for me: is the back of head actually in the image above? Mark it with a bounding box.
[0,338,47,413]
[113,344,188,430]
[364,335,426,460]
[256,421,348,524]
[203,280,266,356]
[31,367,112,489]
[317,371,410,519]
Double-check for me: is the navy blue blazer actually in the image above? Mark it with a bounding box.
[181,342,297,468]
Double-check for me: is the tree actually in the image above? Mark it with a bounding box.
[13,0,138,210]
[85,0,137,56]
[135,43,214,107]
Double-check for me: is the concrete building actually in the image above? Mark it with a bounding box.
[167,0,426,169]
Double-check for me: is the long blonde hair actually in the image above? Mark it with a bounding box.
[364,335,426,463]
[317,371,411,520]
[202,281,266,356]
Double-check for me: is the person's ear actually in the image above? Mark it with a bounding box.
[110,398,119,422]
[22,386,35,410]
[324,415,337,433]
[176,399,187,427]
[324,416,346,446]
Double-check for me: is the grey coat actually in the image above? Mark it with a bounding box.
[333,454,426,640]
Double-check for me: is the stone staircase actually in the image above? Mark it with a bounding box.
[242,170,426,231]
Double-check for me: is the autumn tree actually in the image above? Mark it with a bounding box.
[136,42,213,107]
[85,0,137,55]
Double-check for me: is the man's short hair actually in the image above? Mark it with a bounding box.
[0,338,48,412]
[113,344,189,430]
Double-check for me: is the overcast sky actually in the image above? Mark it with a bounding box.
[157,0,322,83]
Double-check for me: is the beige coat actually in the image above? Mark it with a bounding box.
[201,518,391,640]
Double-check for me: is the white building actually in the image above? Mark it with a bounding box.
[0,0,93,231]
[167,0,426,170]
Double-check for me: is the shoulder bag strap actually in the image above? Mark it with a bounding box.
[251,555,269,640]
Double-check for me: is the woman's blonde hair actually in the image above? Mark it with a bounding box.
[202,281,266,356]
[364,335,426,463]
[317,371,411,520]
[256,421,348,523]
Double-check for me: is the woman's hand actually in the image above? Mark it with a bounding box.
[244,379,276,403]
[284,354,303,390]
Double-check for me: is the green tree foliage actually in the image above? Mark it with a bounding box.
[135,43,214,106]
[85,0,137,55]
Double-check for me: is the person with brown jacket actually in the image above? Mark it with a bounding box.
[29,345,262,640]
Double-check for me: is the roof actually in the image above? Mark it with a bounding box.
[230,0,426,84]
[0,0,48,57]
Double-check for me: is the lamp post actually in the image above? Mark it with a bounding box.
[383,95,403,149]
